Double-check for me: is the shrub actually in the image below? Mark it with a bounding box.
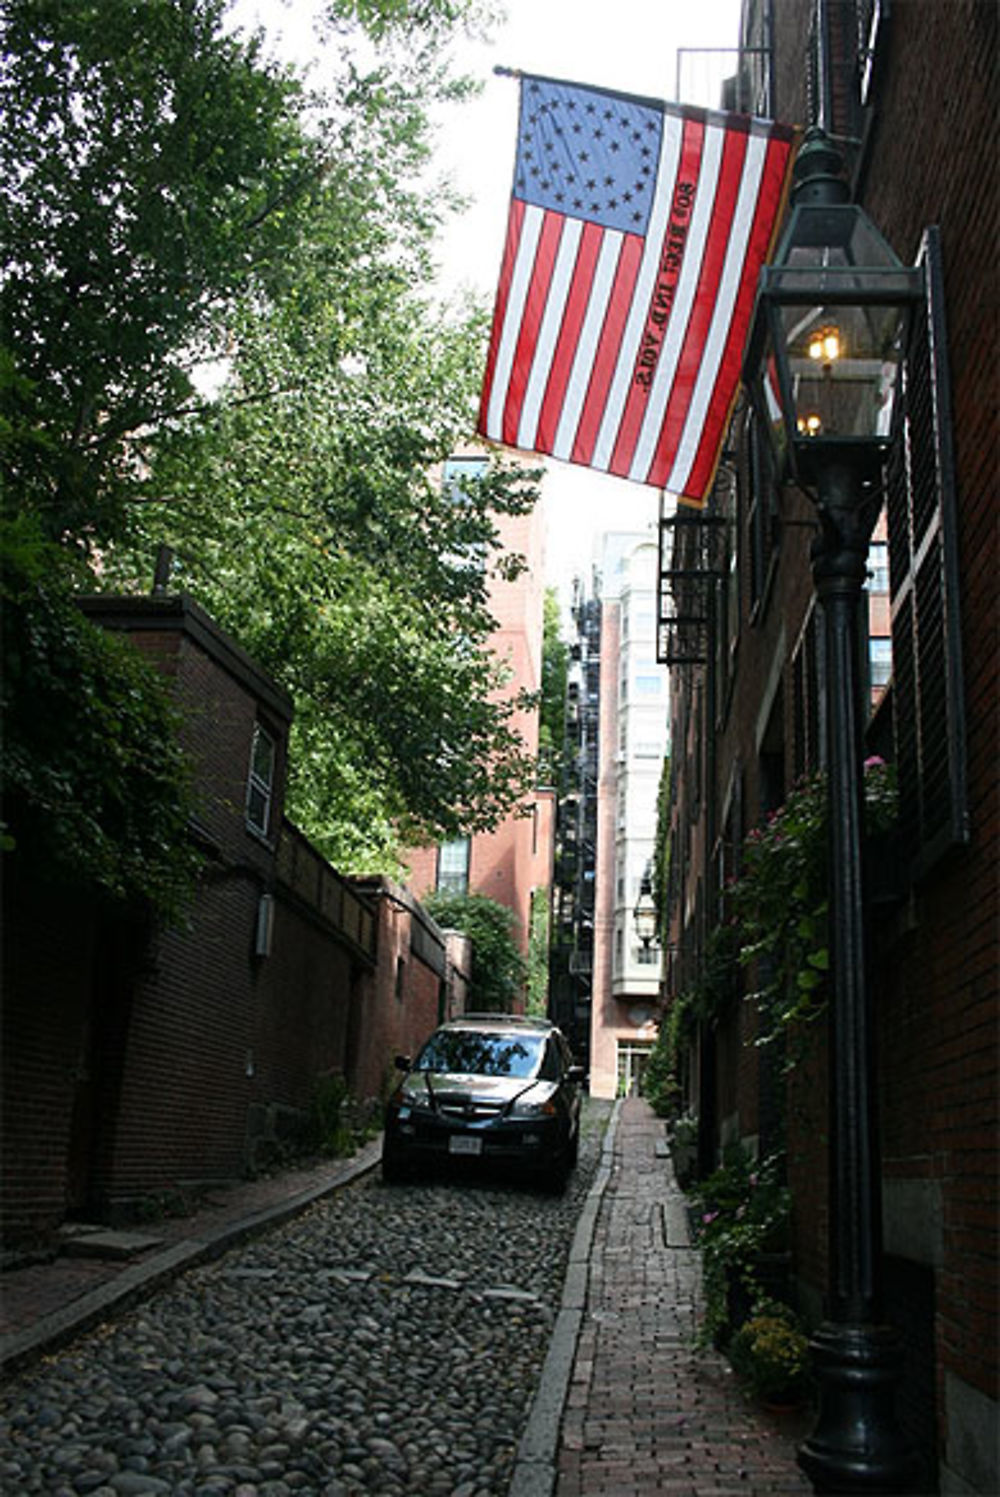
[689,1147,791,1347]
[729,1303,811,1404]
[422,891,527,1012]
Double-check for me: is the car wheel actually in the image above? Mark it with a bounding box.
[539,1137,574,1194]
[381,1144,411,1184]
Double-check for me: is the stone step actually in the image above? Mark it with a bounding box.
[58,1226,165,1261]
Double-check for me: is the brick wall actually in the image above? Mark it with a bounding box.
[0,879,97,1260]
[348,881,450,1105]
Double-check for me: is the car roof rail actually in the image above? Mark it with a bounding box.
[450,1012,556,1027]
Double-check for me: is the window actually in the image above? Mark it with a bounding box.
[867,541,890,593]
[869,637,892,693]
[744,411,780,621]
[714,469,740,718]
[437,837,471,896]
[792,608,825,782]
[885,227,968,874]
[441,457,489,574]
[442,456,487,503]
[246,723,276,837]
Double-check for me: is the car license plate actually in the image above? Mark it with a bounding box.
[449,1135,482,1156]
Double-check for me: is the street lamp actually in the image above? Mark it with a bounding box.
[744,127,922,1495]
[633,866,657,950]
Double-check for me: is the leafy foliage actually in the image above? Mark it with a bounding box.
[651,754,671,943]
[1,0,322,546]
[538,588,568,786]
[526,886,550,1016]
[731,762,898,1044]
[643,990,694,1119]
[0,518,200,916]
[729,1304,810,1404]
[689,1147,791,1348]
[422,891,528,1013]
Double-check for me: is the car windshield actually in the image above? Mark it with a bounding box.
[414,1030,545,1079]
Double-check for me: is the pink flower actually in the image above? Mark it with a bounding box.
[864,755,886,770]
[702,1210,720,1225]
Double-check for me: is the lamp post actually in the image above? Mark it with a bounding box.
[744,127,922,1494]
[633,865,658,950]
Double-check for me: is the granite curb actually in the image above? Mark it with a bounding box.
[0,1137,383,1380]
[507,1098,622,1497]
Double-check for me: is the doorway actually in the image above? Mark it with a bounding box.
[616,1039,654,1097]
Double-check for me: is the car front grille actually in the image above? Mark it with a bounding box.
[435,1097,505,1122]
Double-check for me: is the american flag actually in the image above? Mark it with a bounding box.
[477,74,796,506]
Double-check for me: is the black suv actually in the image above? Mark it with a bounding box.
[382,1015,585,1188]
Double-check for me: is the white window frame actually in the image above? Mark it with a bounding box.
[246,723,276,838]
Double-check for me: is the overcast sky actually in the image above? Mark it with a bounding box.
[233,0,743,614]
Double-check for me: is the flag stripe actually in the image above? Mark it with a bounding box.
[570,232,644,467]
[479,196,524,434]
[504,209,566,447]
[481,197,532,440]
[535,219,604,453]
[552,230,626,460]
[502,208,563,446]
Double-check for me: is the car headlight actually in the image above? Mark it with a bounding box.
[509,1089,558,1119]
[392,1085,432,1112]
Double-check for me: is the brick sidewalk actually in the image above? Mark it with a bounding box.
[556,1097,812,1496]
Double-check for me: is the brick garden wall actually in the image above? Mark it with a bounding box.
[0,881,97,1260]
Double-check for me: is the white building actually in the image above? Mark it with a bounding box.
[588,532,670,1100]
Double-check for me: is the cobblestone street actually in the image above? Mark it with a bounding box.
[0,1105,613,1497]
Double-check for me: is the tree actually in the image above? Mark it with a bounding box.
[422,892,528,1013]
[2,0,543,875]
[538,587,569,787]
[1,0,324,547]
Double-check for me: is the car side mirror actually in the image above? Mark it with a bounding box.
[568,1065,586,1084]
[394,1054,412,1072]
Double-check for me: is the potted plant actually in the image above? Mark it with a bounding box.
[729,1303,811,1409]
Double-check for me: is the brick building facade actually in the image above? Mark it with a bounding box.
[662,2,997,1490]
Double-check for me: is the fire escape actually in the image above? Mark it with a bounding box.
[549,580,601,1065]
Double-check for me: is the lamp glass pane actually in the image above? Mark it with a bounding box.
[780,300,907,441]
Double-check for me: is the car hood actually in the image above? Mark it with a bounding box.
[403,1072,546,1108]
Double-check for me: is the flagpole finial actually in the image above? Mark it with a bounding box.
[493,65,521,79]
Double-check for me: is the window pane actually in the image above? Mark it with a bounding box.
[437,837,470,896]
[246,724,276,835]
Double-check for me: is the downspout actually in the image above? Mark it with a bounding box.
[696,551,720,1179]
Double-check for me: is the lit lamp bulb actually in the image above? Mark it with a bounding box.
[797,413,823,436]
[808,326,842,366]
